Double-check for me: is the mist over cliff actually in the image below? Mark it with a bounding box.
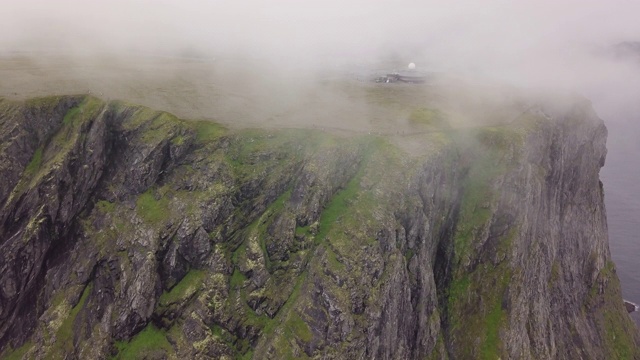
[1,1,640,359]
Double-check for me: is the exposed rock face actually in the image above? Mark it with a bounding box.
[0,95,637,359]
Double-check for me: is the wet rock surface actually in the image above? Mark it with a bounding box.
[0,95,637,359]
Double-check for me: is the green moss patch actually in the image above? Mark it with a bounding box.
[136,189,170,224]
[285,312,313,343]
[1,341,33,360]
[62,106,81,125]
[114,324,173,360]
[447,264,511,360]
[230,269,248,289]
[49,283,93,356]
[23,147,43,178]
[158,270,206,307]
[192,120,226,143]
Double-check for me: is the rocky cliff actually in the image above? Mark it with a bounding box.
[0,95,637,359]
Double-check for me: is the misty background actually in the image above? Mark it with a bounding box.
[2,0,640,322]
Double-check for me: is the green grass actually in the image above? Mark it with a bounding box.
[267,278,312,360]
[25,96,66,109]
[256,189,292,271]
[114,324,173,360]
[481,299,505,360]
[408,107,448,128]
[16,97,104,196]
[136,189,170,224]
[170,134,185,146]
[452,145,508,263]
[23,147,43,177]
[1,341,33,360]
[314,161,364,245]
[193,120,226,143]
[447,276,470,309]
[230,269,248,289]
[325,248,345,272]
[603,309,634,360]
[594,261,638,359]
[240,349,254,360]
[447,264,511,359]
[158,270,205,307]
[62,106,81,125]
[284,312,313,343]
[295,225,311,237]
[50,284,93,356]
[139,113,181,144]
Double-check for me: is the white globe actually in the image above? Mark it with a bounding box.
[408,62,416,70]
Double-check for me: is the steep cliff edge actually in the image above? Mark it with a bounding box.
[0,95,637,359]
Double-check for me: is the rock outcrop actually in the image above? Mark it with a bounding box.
[0,95,637,359]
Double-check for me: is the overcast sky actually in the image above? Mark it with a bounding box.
[3,1,640,106]
[3,1,639,61]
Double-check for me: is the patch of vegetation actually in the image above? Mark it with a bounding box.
[452,135,515,263]
[314,158,365,246]
[477,126,524,151]
[15,97,104,198]
[158,270,205,307]
[136,189,170,224]
[240,349,254,360]
[447,264,511,360]
[139,112,182,144]
[249,189,292,271]
[25,96,66,109]
[170,134,185,146]
[408,107,449,129]
[589,261,639,359]
[1,341,33,360]
[404,248,415,262]
[325,247,345,272]
[95,200,116,214]
[259,271,307,336]
[193,120,226,143]
[114,324,173,360]
[481,298,505,359]
[295,225,311,237]
[120,106,161,130]
[603,308,635,360]
[62,105,81,125]
[284,312,313,343]
[452,180,493,262]
[447,276,470,315]
[51,283,93,356]
[230,269,248,289]
[23,147,43,178]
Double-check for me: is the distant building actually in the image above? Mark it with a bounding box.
[376,70,428,84]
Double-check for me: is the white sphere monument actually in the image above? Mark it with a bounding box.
[408,62,416,70]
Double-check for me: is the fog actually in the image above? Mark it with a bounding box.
[3,1,640,125]
[2,0,640,321]
[2,0,640,144]
[3,1,640,83]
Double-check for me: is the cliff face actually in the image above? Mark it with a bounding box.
[0,95,637,359]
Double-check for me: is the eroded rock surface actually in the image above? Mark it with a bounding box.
[0,95,637,359]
